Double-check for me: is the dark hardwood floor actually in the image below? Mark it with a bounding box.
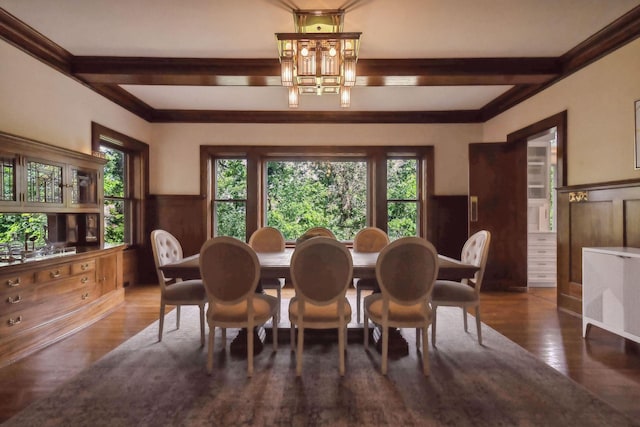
[1,285,640,422]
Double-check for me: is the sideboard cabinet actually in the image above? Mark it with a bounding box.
[582,247,640,344]
[0,246,124,366]
[0,132,105,213]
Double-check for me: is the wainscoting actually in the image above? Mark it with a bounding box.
[132,194,207,284]
[557,179,640,314]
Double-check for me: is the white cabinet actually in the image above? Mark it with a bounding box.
[527,143,549,201]
[528,232,556,286]
[582,247,640,344]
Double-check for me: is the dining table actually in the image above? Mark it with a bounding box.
[159,246,480,357]
[159,247,479,283]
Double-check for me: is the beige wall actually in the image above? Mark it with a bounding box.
[0,41,151,155]
[484,38,640,186]
[3,36,639,197]
[150,123,481,195]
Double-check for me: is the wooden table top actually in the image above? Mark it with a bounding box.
[160,247,478,281]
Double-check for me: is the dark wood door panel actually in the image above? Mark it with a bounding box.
[469,142,527,290]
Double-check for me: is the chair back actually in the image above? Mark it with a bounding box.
[290,237,353,305]
[461,230,491,292]
[375,237,439,305]
[199,236,261,305]
[353,227,389,253]
[248,227,285,252]
[301,227,336,240]
[151,229,184,291]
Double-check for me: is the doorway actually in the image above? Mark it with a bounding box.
[527,127,558,287]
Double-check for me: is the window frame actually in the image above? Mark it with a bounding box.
[212,157,248,241]
[201,145,434,243]
[91,122,149,248]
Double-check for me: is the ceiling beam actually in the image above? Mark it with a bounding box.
[71,56,560,87]
[150,109,484,124]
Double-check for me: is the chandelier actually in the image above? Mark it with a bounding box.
[275,10,361,108]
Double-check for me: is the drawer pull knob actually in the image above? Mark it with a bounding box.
[81,263,90,271]
[7,295,22,304]
[81,292,89,300]
[8,316,22,326]
[81,277,89,284]
[50,270,61,279]
[6,278,20,287]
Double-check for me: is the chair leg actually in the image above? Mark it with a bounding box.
[381,325,389,375]
[247,324,254,377]
[422,326,430,376]
[356,287,362,323]
[176,305,181,329]
[290,324,295,352]
[339,322,346,376]
[275,287,281,325]
[207,326,215,375]
[296,325,304,376]
[199,304,205,346]
[462,306,468,332]
[416,328,421,348]
[431,305,437,348]
[363,314,369,349]
[158,302,166,342]
[272,314,278,351]
[475,306,483,345]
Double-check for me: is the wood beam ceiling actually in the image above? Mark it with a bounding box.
[71,56,560,87]
[1,6,640,124]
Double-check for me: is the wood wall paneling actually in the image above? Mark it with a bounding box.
[122,248,138,287]
[430,195,469,258]
[625,200,640,247]
[148,195,207,257]
[557,179,640,314]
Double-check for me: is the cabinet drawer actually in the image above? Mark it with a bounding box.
[529,259,556,271]
[0,282,100,338]
[71,260,95,275]
[33,273,96,301]
[35,264,72,282]
[0,272,35,294]
[2,272,95,316]
[529,233,555,243]
[528,271,557,281]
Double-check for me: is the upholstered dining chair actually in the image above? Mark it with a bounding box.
[301,226,336,239]
[289,236,353,376]
[150,229,207,345]
[199,236,278,377]
[353,227,390,323]
[248,226,286,322]
[431,230,491,346]
[364,237,439,376]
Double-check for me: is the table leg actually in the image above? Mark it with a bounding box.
[371,326,409,357]
[229,327,265,356]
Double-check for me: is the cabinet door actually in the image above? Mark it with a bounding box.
[70,166,100,207]
[97,252,122,295]
[0,152,19,206]
[24,158,65,208]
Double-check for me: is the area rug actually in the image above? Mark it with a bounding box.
[4,306,637,427]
